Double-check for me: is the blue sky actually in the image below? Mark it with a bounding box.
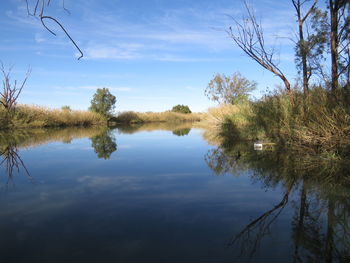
[1,0,305,112]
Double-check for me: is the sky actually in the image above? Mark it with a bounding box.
[1,0,309,112]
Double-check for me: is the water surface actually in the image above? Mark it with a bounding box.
[0,124,349,262]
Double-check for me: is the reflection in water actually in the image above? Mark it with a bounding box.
[90,130,117,159]
[114,122,193,135]
[0,127,107,149]
[204,138,350,262]
[0,142,32,186]
[0,123,349,262]
[172,128,191,136]
[0,127,112,183]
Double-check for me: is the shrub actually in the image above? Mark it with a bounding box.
[115,111,143,124]
[61,105,72,111]
[171,104,192,114]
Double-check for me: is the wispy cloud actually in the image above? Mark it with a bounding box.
[34,33,46,43]
[5,0,295,62]
[84,45,142,60]
[53,85,133,92]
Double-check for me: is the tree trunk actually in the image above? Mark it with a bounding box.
[299,22,309,95]
[330,0,339,91]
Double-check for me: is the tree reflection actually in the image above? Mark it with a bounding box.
[228,181,294,260]
[204,139,350,262]
[172,128,191,136]
[0,127,111,185]
[0,144,32,185]
[90,130,117,159]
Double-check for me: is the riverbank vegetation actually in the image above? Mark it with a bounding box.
[0,105,105,129]
[202,87,350,153]
[0,67,200,129]
[202,0,350,156]
[114,110,202,124]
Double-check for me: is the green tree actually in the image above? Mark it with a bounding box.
[328,0,350,90]
[89,88,116,117]
[292,0,321,95]
[61,105,71,111]
[205,72,256,105]
[171,104,192,114]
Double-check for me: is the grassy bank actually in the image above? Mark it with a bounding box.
[201,87,350,155]
[114,111,203,124]
[0,105,106,130]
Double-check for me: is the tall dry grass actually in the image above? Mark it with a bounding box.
[199,103,261,144]
[0,105,105,129]
[199,104,241,129]
[115,111,203,124]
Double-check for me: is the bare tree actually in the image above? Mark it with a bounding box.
[227,1,294,104]
[25,0,83,59]
[0,63,31,111]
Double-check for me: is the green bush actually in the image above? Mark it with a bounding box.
[171,104,192,114]
[115,111,143,124]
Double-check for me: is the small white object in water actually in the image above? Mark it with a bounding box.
[254,141,263,151]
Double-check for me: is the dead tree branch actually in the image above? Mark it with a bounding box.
[25,0,83,59]
[227,1,294,104]
[1,63,31,111]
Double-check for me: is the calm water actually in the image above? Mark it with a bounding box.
[0,124,349,263]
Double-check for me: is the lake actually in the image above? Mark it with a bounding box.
[0,123,349,263]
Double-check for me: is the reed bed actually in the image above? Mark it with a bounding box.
[115,111,203,124]
[0,105,105,129]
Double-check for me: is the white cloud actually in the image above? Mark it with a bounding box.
[84,45,142,60]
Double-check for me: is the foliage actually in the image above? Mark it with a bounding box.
[203,86,350,154]
[205,72,256,105]
[61,105,71,111]
[89,88,116,117]
[171,104,192,114]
